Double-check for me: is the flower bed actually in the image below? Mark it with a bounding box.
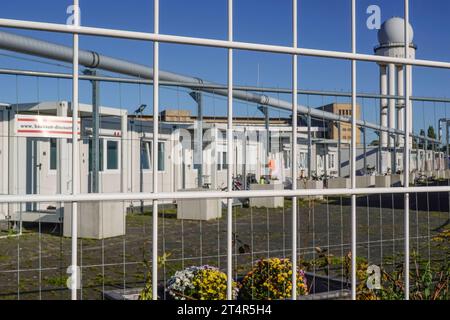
[103,258,351,300]
[166,265,238,300]
[239,258,308,300]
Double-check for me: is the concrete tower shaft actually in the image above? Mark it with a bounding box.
[375,17,416,173]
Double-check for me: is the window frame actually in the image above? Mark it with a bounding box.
[141,139,152,171]
[49,138,57,172]
[105,139,120,172]
[157,141,166,172]
[89,137,120,174]
[140,139,166,173]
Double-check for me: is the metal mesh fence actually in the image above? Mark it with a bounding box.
[0,0,449,301]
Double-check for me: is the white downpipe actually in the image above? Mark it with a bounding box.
[397,66,405,147]
[380,65,388,147]
[380,65,388,172]
[409,67,414,146]
[389,63,396,150]
[121,112,128,193]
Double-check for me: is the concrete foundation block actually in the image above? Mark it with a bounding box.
[355,176,375,188]
[64,201,126,239]
[177,188,222,220]
[445,170,450,179]
[249,183,284,208]
[297,180,324,200]
[432,170,440,179]
[375,175,391,188]
[390,174,403,187]
[327,177,351,189]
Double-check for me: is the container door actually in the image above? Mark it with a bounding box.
[26,138,41,211]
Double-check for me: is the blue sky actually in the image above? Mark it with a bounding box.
[1,0,450,138]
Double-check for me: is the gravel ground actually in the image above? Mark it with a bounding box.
[0,194,448,300]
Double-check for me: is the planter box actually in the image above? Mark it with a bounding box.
[103,285,166,300]
[63,201,125,239]
[297,180,324,200]
[104,288,142,300]
[375,175,390,188]
[249,182,284,208]
[177,188,222,221]
[103,273,350,301]
[355,176,375,188]
[327,178,350,189]
[299,273,350,300]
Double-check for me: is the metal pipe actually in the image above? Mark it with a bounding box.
[70,0,80,301]
[3,66,450,103]
[84,69,100,193]
[3,185,450,203]
[307,112,312,178]
[393,134,397,173]
[351,0,357,301]
[447,122,449,169]
[380,65,388,148]
[363,128,367,172]
[226,0,233,300]
[152,0,159,300]
[121,112,128,193]
[404,0,411,300]
[0,30,299,115]
[139,116,144,214]
[338,122,342,177]
[378,132,382,173]
[397,66,405,147]
[408,67,413,147]
[389,63,396,148]
[190,91,203,187]
[291,0,298,300]
[3,18,450,70]
[0,31,440,144]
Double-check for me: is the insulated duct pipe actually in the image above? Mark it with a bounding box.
[0,30,425,140]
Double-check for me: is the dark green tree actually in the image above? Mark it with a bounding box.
[418,129,426,149]
[427,126,437,150]
[427,126,436,139]
[419,129,425,137]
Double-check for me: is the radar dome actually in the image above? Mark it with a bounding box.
[378,17,414,45]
